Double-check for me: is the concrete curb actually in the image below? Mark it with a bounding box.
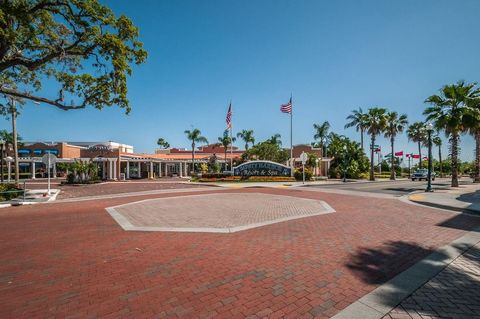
[332,226,480,319]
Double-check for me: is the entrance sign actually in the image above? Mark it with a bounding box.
[233,161,291,176]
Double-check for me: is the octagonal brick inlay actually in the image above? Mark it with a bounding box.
[106,193,335,233]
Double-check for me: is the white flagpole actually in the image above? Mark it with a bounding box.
[230,101,234,175]
[290,94,293,176]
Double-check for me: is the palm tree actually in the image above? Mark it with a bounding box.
[218,130,236,170]
[184,128,208,174]
[384,111,408,180]
[432,135,443,177]
[465,97,480,182]
[345,108,369,151]
[313,121,330,157]
[365,107,387,181]
[407,122,426,169]
[236,129,255,150]
[424,81,480,187]
[268,134,282,146]
[157,138,170,149]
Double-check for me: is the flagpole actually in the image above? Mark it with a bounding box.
[290,93,293,171]
[230,100,234,175]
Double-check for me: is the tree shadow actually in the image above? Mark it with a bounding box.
[346,241,480,317]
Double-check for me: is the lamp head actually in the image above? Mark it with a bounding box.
[426,122,434,131]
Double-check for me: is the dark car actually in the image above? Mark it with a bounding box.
[411,169,436,181]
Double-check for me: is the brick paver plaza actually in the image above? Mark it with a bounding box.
[1,186,479,318]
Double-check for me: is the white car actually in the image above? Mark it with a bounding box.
[411,169,436,181]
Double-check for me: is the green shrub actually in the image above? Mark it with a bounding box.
[0,183,23,201]
[294,168,313,181]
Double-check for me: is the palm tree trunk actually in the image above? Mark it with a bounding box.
[438,145,443,178]
[474,130,480,183]
[370,136,375,181]
[451,133,459,187]
[245,143,248,151]
[360,129,364,151]
[390,137,395,180]
[418,142,422,169]
[191,143,195,175]
[11,102,19,186]
[224,148,227,171]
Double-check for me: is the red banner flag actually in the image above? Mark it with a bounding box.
[412,154,420,159]
[394,151,403,157]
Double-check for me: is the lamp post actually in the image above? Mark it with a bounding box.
[343,144,347,183]
[0,139,4,183]
[425,123,434,192]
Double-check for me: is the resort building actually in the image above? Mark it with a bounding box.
[3,141,332,181]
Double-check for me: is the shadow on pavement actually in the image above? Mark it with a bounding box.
[436,213,480,231]
[346,241,480,318]
[346,241,435,285]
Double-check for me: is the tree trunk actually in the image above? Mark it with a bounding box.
[451,133,459,187]
[360,129,364,151]
[11,102,19,186]
[224,148,227,171]
[418,141,422,169]
[438,145,443,178]
[370,136,375,181]
[191,142,195,174]
[245,143,248,151]
[390,137,395,180]
[474,130,480,183]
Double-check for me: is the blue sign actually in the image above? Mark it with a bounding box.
[233,160,291,176]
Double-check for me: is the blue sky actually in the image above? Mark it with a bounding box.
[2,0,480,161]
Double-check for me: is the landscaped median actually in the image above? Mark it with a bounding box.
[193,175,295,183]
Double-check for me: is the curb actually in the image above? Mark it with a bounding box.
[332,226,480,319]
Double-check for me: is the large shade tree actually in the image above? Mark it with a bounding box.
[365,107,387,181]
[0,0,147,112]
[236,129,255,150]
[345,108,369,151]
[384,111,408,180]
[184,128,208,173]
[407,122,427,169]
[424,81,480,187]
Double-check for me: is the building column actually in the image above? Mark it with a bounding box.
[150,161,154,179]
[53,163,57,178]
[157,162,161,178]
[108,160,112,179]
[31,161,36,179]
[7,161,11,182]
[138,162,142,178]
[184,162,188,176]
[113,160,117,180]
[126,161,130,179]
[179,162,183,177]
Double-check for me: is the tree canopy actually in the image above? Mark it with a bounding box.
[0,0,147,113]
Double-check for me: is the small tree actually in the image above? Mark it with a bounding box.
[157,138,170,149]
[236,129,255,150]
[313,121,330,157]
[407,122,427,169]
[218,130,236,171]
[184,128,208,173]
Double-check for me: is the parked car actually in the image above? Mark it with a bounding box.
[411,169,436,181]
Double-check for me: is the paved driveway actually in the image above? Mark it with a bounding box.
[0,188,479,318]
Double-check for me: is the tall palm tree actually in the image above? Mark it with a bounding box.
[424,81,480,187]
[236,129,255,150]
[184,128,208,174]
[218,130,236,170]
[157,138,170,149]
[365,107,387,181]
[345,108,369,151]
[268,134,282,146]
[465,97,480,182]
[407,122,426,169]
[313,121,330,157]
[384,111,408,180]
[432,135,443,177]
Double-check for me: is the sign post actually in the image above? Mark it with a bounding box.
[42,153,57,195]
[300,152,308,184]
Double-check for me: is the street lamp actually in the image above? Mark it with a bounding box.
[0,139,4,183]
[425,123,434,192]
[343,144,347,183]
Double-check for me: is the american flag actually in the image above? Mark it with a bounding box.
[280,97,292,114]
[226,103,232,128]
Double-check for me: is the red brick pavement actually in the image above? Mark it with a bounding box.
[0,188,479,318]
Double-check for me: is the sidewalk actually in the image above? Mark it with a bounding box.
[383,241,480,319]
[408,183,480,214]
